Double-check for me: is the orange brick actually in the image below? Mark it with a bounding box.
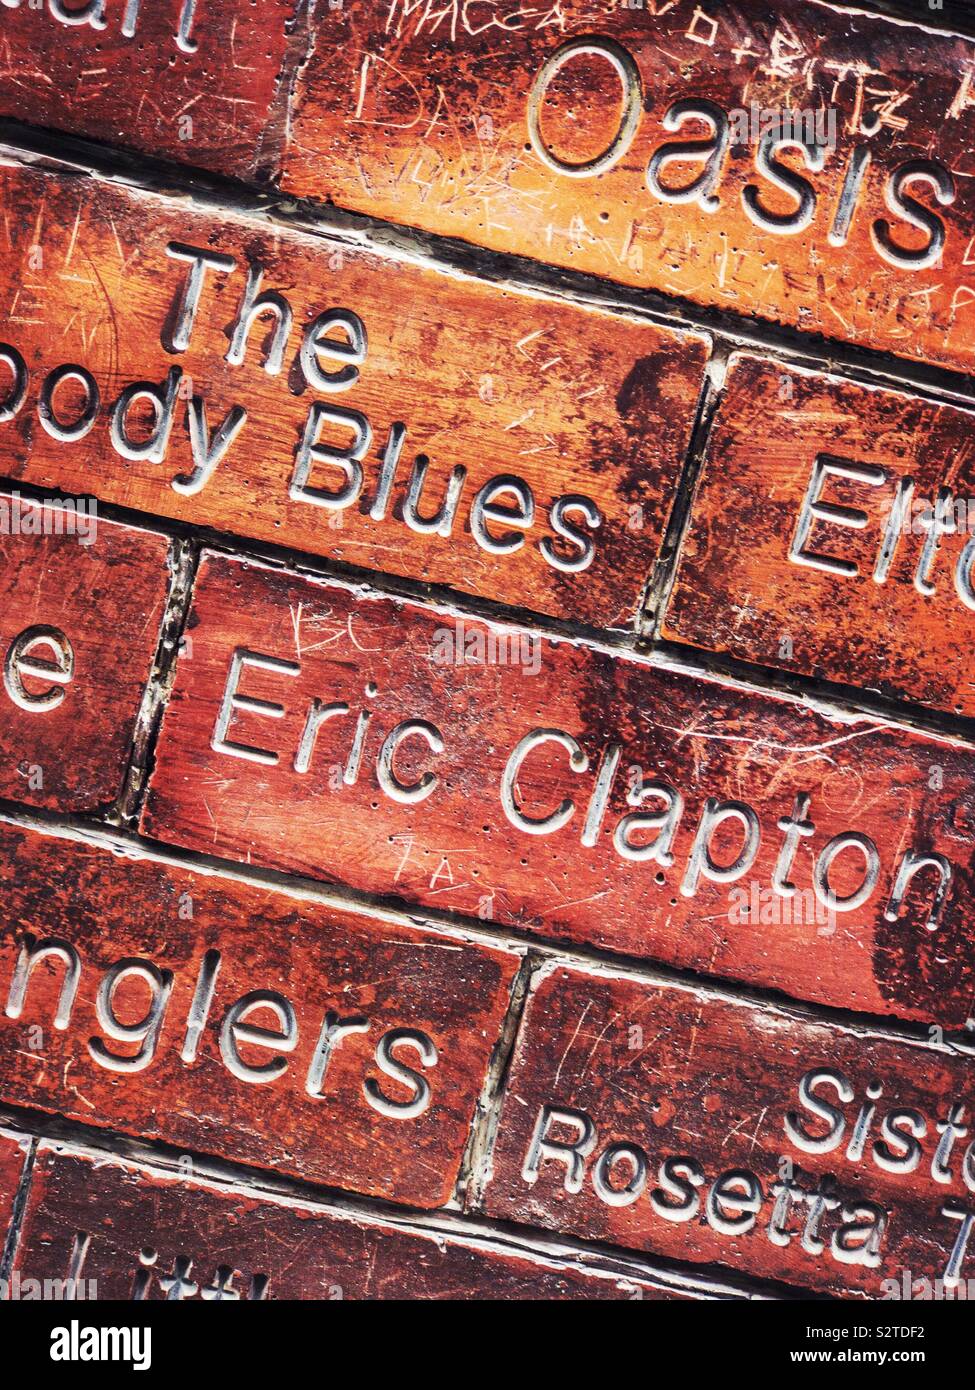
[664,354,975,718]
[281,0,975,376]
[0,160,705,630]
[143,551,975,1026]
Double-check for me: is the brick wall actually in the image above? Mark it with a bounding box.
[0,0,974,1303]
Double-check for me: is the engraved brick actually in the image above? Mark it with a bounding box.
[144,551,975,1026]
[0,497,169,811]
[0,159,706,631]
[483,963,975,1297]
[664,354,975,719]
[0,1129,28,1252]
[281,0,975,376]
[0,821,518,1208]
[12,1143,721,1300]
[0,0,294,177]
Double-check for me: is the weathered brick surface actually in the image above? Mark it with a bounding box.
[0,160,705,630]
[0,496,169,811]
[0,1129,28,1253]
[143,551,975,1027]
[0,0,294,176]
[0,821,518,1208]
[1,0,973,1307]
[12,1143,720,1300]
[664,354,975,717]
[281,0,975,376]
[483,962,975,1298]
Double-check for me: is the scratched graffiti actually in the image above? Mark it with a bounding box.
[140,552,975,1027]
[282,0,975,374]
[0,159,706,630]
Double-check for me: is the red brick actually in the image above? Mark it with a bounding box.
[663,354,975,718]
[0,496,169,811]
[12,1142,721,1300]
[144,551,975,1026]
[0,0,294,177]
[0,1129,28,1254]
[0,821,518,1209]
[483,962,975,1298]
[281,0,975,377]
[0,159,705,630]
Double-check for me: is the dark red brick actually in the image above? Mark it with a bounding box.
[143,551,975,1026]
[11,1141,725,1300]
[0,0,294,177]
[0,820,518,1208]
[483,962,975,1298]
[0,1129,28,1256]
[0,496,169,811]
